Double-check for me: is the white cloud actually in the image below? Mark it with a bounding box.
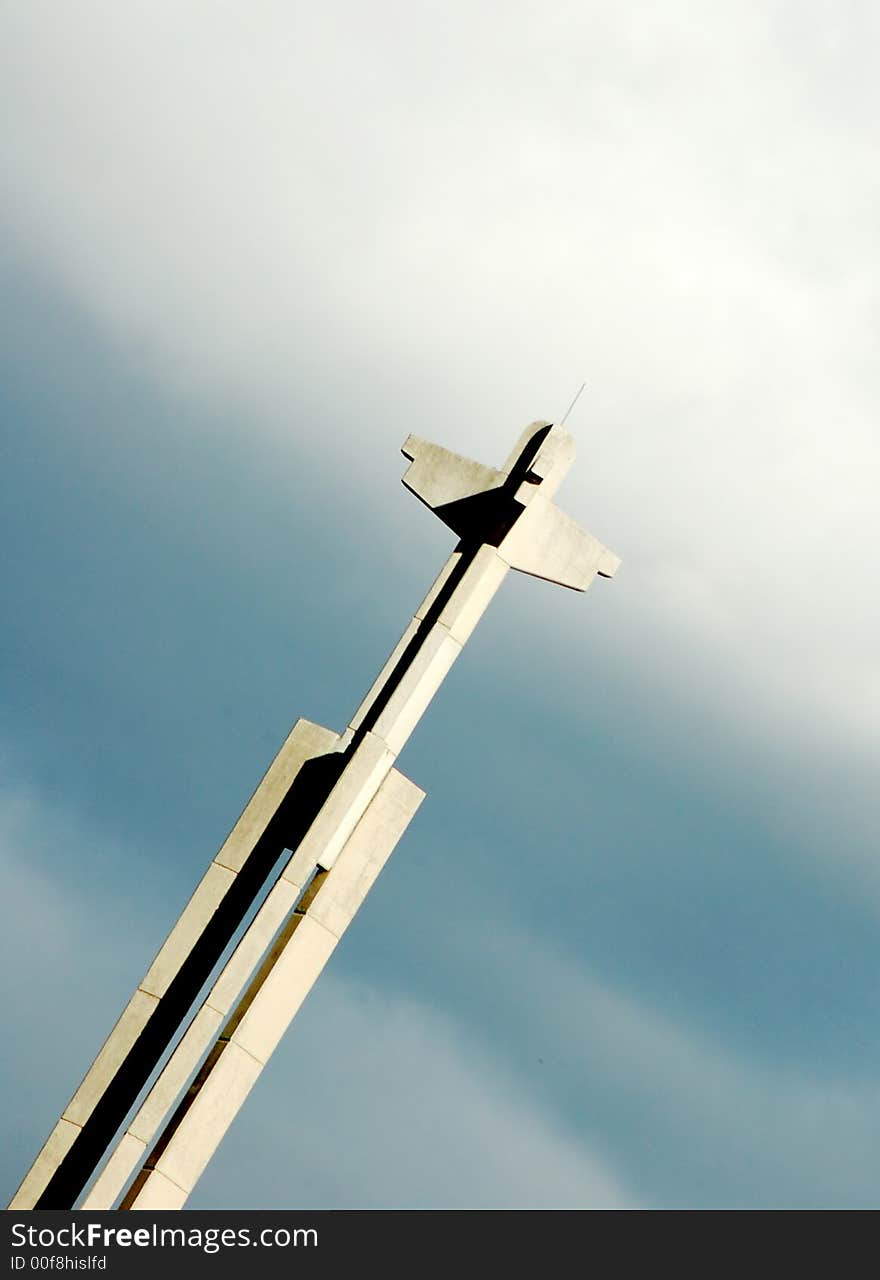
[3,2,877,776]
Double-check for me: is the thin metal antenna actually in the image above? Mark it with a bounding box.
[560,381,586,427]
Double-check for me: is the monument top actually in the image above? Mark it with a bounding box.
[401,421,620,591]
[11,419,620,1213]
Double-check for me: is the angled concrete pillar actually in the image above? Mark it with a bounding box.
[10,421,619,1211]
[9,718,342,1211]
[82,767,423,1210]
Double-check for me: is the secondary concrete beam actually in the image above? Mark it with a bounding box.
[121,768,424,1210]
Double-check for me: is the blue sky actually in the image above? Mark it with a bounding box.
[2,1,879,1208]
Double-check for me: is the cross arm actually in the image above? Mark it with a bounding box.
[401,422,621,592]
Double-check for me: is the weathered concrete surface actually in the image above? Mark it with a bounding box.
[401,435,504,509]
[122,768,424,1210]
[499,495,621,590]
[82,766,423,1209]
[8,1120,80,1213]
[293,731,395,871]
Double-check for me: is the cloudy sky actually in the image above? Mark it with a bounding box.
[2,1,878,1209]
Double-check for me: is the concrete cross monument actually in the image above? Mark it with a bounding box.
[11,421,619,1211]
